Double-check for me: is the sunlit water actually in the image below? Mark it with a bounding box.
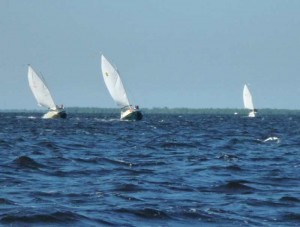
[0,112,299,226]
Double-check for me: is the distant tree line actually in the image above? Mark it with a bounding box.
[65,107,300,115]
[1,107,300,115]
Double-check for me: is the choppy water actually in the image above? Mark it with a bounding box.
[0,112,300,226]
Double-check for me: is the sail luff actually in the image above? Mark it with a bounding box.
[28,65,56,109]
[101,55,130,107]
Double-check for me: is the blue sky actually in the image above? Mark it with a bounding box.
[1,0,300,109]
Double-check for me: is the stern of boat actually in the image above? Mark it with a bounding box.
[121,108,143,121]
[42,109,67,119]
[248,111,256,118]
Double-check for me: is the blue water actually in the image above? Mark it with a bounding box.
[0,112,299,226]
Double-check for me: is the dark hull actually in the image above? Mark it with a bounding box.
[121,110,143,121]
[42,110,67,119]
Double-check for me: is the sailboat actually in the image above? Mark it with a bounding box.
[243,84,257,117]
[27,65,67,119]
[101,55,143,121]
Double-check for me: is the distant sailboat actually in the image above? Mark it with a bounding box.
[243,84,257,117]
[101,55,142,121]
[28,65,67,119]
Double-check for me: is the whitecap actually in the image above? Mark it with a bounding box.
[263,136,280,143]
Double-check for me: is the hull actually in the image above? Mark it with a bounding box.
[248,111,256,118]
[42,109,67,119]
[121,109,143,121]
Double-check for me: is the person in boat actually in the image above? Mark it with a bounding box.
[135,105,139,110]
[53,104,64,110]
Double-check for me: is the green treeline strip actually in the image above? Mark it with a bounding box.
[1,107,300,115]
[66,107,300,115]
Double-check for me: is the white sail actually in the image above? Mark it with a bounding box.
[101,55,130,107]
[243,84,255,110]
[28,65,56,109]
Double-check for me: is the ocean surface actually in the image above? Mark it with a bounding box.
[0,112,299,226]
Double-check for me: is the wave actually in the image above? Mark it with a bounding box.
[37,141,62,151]
[106,158,134,167]
[114,207,170,219]
[12,156,45,169]
[73,157,152,174]
[246,198,287,208]
[50,168,102,177]
[112,183,144,193]
[0,211,86,224]
[262,136,280,143]
[73,157,100,164]
[260,176,299,186]
[176,208,216,221]
[28,116,37,119]
[114,193,143,202]
[0,139,13,148]
[225,165,243,171]
[94,117,119,122]
[0,198,15,205]
[212,180,256,194]
[72,157,132,166]
[217,153,239,161]
[168,206,252,225]
[279,196,300,203]
[280,212,300,222]
[161,142,198,149]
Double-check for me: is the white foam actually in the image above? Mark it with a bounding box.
[263,136,280,143]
